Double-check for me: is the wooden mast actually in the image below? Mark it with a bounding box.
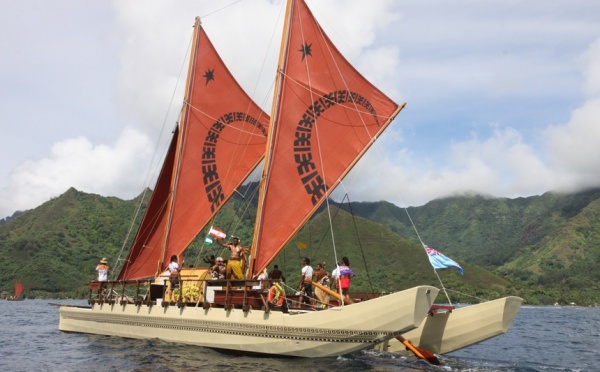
[248,0,294,277]
[156,17,202,274]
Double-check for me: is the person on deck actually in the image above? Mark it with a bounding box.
[96,257,110,282]
[95,257,110,298]
[217,237,247,280]
[331,262,340,291]
[253,268,269,290]
[269,265,286,283]
[167,255,182,301]
[211,257,227,279]
[313,262,329,308]
[338,257,354,296]
[298,257,314,304]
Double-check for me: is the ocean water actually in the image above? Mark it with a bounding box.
[0,300,598,371]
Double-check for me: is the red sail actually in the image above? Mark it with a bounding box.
[251,0,402,275]
[15,281,24,298]
[118,19,269,280]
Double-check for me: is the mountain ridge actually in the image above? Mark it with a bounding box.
[1,186,599,305]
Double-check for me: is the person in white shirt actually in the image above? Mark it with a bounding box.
[331,262,340,290]
[253,268,269,290]
[298,257,313,304]
[95,257,110,298]
[167,255,181,301]
[95,257,110,281]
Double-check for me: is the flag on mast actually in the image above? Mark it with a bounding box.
[424,244,464,275]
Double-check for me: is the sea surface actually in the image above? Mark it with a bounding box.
[0,300,598,371]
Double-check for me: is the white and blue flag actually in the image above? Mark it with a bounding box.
[424,244,464,275]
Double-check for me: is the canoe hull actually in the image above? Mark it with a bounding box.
[377,296,522,355]
[60,285,438,358]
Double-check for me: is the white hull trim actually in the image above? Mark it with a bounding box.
[60,285,438,358]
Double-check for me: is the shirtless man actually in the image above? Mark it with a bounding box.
[217,237,247,280]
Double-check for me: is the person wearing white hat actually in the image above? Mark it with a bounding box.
[96,258,110,282]
[95,257,110,299]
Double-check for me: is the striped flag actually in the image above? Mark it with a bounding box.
[208,226,227,239]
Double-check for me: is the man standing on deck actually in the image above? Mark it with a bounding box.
[217,237,246,280]
[269,265,286,283]
[298,257,314,304]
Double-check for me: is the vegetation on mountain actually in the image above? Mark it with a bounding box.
[336,188,600,305]
[0,188,148,298]
[1,186,599,305]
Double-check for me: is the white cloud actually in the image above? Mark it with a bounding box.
[342,125,555,207]
[2,1,600,218]
[541,36,600,191]
[543,99,600,190]
[0,128,152,216]
[343,32,600,207]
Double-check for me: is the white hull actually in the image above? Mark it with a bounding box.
[377,296,522,355]
[60,285,438,358]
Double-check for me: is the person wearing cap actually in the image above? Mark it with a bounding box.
[96,258,110,282]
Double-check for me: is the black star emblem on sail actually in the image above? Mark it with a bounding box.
[299,42,313,61]
[203,68,215,85]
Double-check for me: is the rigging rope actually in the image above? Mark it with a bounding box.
[402,206,453,306]
[341,192,375,294]
[111,28,195,280]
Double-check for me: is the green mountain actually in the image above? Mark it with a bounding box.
[334,188,600,305]
[0,187,149,298]
[1,186,599,305]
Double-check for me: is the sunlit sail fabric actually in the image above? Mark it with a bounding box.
[251,0,403,275]
[119,19,269,280]
[15,281,24,298]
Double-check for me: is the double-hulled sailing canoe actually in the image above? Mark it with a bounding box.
[59,0,439,358]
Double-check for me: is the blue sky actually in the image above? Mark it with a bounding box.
[1,0,600,218]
